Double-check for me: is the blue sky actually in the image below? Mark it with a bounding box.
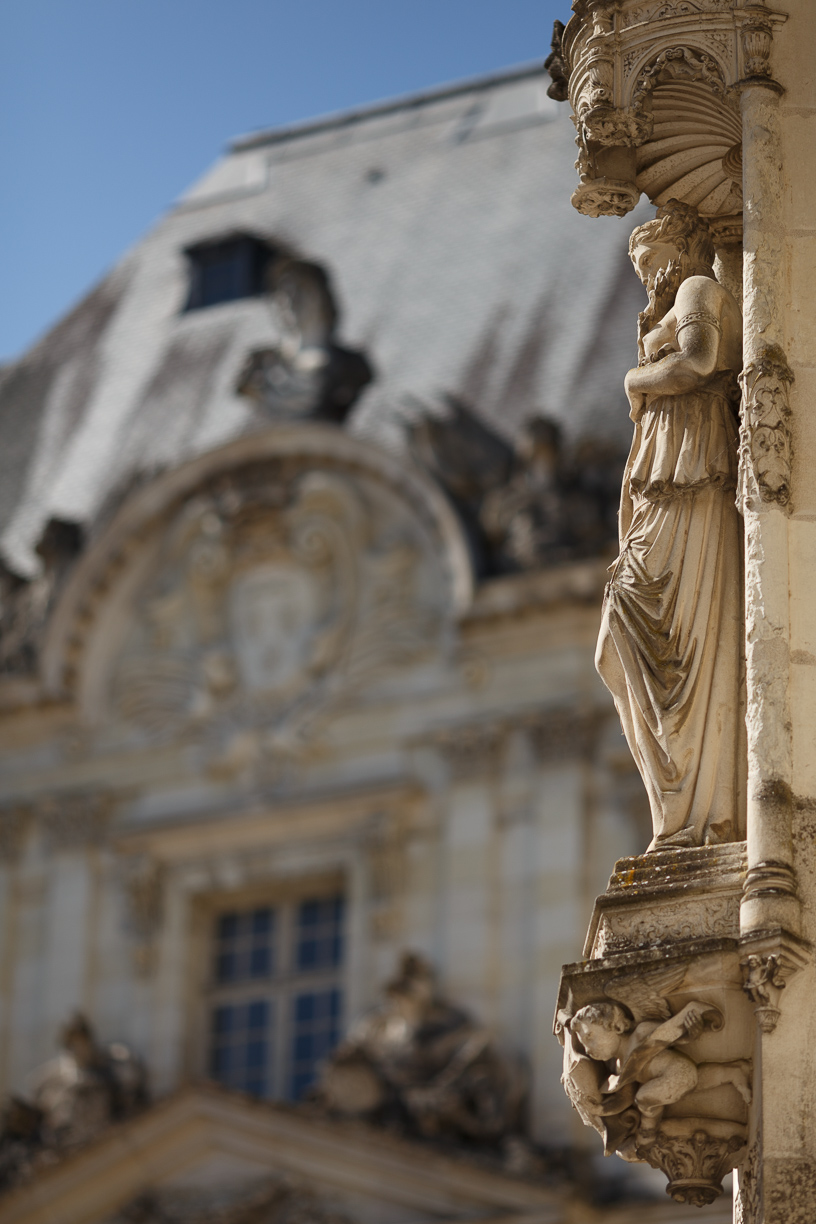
[1,0,566,362]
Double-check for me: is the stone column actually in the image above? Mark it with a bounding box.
[734,8,816,1219]
[738,77,800,941]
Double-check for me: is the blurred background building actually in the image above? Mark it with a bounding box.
[0,65,727,1222]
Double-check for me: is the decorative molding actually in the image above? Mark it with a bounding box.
[585,842,745,958]
[737,348,795,513]
[37,793,113,850]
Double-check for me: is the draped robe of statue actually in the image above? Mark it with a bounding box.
[595,222,744,851]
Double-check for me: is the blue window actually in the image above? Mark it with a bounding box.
[289,988,343,1101]
[209,999,273,1098]
[215,907,275,983]
[184,235,272,311]
[208,893,345,1103]
[295,896,345,971]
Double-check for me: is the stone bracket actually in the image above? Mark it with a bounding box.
[739,928,811,1034]
[557,845,754,1207]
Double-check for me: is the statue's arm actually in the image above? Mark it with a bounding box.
[625,278,724,407]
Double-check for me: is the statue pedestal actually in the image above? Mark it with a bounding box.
[584,843,746,959]
[556,845,755,1208]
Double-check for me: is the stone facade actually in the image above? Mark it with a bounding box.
[0,66,727,1223]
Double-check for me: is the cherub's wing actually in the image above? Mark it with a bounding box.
[604,964,687,1023]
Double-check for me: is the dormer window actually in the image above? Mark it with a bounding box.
[183,234,272,311]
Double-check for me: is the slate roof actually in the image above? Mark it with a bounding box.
[0,64,652,579]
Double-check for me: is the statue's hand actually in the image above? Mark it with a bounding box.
[679,1003,705,1041]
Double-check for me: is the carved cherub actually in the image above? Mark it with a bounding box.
[557,966,751,1160]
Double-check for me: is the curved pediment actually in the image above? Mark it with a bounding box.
[42,426,472,755]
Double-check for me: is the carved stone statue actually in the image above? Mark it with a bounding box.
[596,200,744,850]
[317,952,525,1146]
[556,966,751,1165]
[236,258,371,422]
[0,1014,146,1190]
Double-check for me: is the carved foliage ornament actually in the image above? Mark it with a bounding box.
[737,348,794,513]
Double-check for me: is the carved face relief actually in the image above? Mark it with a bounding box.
[229,562,324,696]
[93,459,447,763]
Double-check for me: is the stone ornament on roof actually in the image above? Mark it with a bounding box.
[236,257,372,424]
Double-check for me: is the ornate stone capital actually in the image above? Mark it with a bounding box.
[645,1121,746,1208]
[737,347,794,513]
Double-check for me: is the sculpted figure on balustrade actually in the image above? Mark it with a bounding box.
[595,200,744,851]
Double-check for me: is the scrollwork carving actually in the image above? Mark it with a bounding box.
[737,349,794,512]
[595,896,739,956]
[735,1139,760,1224]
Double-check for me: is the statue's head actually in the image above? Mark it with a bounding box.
[385,952,436,1019]
[629,199,715,291]
[571,1002,632,1061]
[60,1012,97,1067]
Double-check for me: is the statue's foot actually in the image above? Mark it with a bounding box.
[649,828,700,851]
